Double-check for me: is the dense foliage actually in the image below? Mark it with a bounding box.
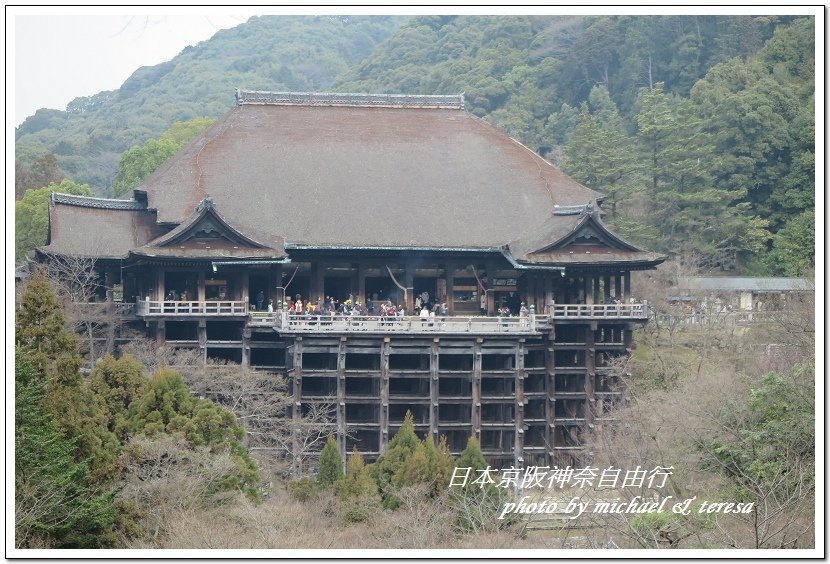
[14,276,260,547]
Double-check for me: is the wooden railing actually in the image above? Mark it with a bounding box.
[274,313,550,334]
[136,300,248,316]
[550,302,648,320]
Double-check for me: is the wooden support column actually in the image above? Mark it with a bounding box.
[615,273,622,300]
[545,330,556,464]
[485,261,495,314]
[155,321,165,345]
[526,274,536,311]
[430,338,440,441]
[544,275,553,314]
[514,340,526,469]
[445,262,455,315]
[357,263,366,307]
[104,270,114,302]
[155,269,165,301]
[584,276,593,305]
[239,270,250,304]
[241,328,251,366]
[623,271,631,301]
[197,271,206,302]
[274,265,284,304]
[379,338,390,452]
[292,337,303,477]
[585,326,596,429]
[472,338,483,440]
[197,320,207,361]
[337,337,347,459]
[312,261,324,304]
[404,261,414,313]
[603,275,612,303]
[593,275,601,305]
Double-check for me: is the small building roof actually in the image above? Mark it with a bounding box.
[677,277,814,292]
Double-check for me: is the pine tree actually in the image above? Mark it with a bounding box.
[15,271,78,376]
[89,354,148,440]
[317,435,345,487]
[15,349,118,548]
[372,411,420,508]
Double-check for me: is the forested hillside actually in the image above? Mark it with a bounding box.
[333,15,814,274]
[15,14,814,274]
[15,15,403,193]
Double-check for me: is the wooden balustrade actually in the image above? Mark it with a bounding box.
[136,300,248,316]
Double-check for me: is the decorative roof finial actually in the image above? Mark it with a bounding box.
[196,196,215,212]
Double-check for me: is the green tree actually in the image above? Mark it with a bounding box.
[317,435,345,486]
[635,83,769,267]
[372,411,420,508]
[111,117,215,197]
[770,210,814,276]
[127,369,260,496]
[563,96,639,218]
[89,354,148,440]
[15,350,118,548]
[335,448,381,523]
[15,179,92,261]
[697,365,815,548]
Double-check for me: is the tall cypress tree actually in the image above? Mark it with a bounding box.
[317,435,345,486]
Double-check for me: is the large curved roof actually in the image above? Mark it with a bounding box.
[138,98,603,249]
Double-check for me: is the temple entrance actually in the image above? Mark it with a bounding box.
[324,276,352,303]
[249,274,269,311]
[413,277,438,309]
[164,271,198,301]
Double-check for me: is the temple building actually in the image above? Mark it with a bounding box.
[40,91,665,469]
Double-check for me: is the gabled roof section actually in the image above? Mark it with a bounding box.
[507,204,666,268]
[134,197,286,259]
[533,206,640,255]
[148,197,268,249]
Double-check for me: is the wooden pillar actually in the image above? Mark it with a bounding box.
[430,338,440,441]
[239,270,250,304]
[585,325,596,428]
[104,270,114,302]
[514,340,526,469]
[485,261,495,314]
[197,271,206,302]
[593,275,601,305]
[155,269,165,301]
[544,275,554,314]
[526,274,536,311]
[311,261,324,305]
[584,276,593,305]
[337,337,347,458]
[357,263,366,307]
[445,262,455,315]
[274,265,284,304]
[623,271,631,301]
[379,337,390,452]
[155,320,165,344]
[404,261,414,313]
[472,338,482,440]
[614,273,622,300]
[603,275,612,303]
[545,331,556,464]
[292,337,303,477]
[241,328,251,366]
